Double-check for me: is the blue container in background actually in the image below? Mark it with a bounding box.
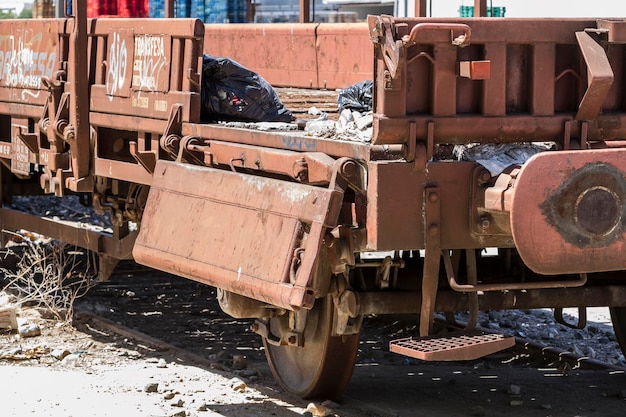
[176,0,191,17]
[204,0,228,23]
[227,0,246,23]
[149,0,165,17]
[149,0,246,21]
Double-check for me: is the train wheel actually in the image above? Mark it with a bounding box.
[262,296,360,400]
[610,307,626,356]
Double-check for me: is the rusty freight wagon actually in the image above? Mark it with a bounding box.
[1,0,626,400]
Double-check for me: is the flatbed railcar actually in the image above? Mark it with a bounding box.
[1,0,626,400]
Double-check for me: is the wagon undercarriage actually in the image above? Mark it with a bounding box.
[1,1,626,400]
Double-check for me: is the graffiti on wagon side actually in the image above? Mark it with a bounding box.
[132,34,168,92]
[0,29,57,96]
[106,32,129,97]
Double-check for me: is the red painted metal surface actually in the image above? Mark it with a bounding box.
[203,23,372,89]
[315,24,373,89]
[204,23,319,88]
[3,7,626,381]
[0,19,64,110]
[369,16,626,145]
[0,19,69,179]
[133,160,345,310]
[511,149,626,275]
[88,18,204,122]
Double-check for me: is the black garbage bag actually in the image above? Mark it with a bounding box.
[337,80,373,113]
[200,54,293,123]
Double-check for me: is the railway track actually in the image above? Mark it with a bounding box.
[73,267,626,417]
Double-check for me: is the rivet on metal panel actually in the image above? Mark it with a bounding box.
[478,170,491,185]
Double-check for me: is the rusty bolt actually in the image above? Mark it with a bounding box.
[479,170,491,184]
[480,216,491,230]
[428,191,439,203]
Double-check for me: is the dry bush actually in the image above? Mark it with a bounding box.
[0,232,98,322]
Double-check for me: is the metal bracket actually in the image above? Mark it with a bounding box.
[159,104,184,158]
[129,141,157,174]
[420,186,441,337]
[333,293,364,336]
[575,30,614,121]
[554,306,587,330]
[97,254,120,282]
[251,319,284,346]
[176,136,205,165]
[17,129,39,154]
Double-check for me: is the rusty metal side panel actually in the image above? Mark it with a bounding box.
[133,160,344,310]
[203,23,371,89]
[203,23,319,88]
[88,18,204,123]
[370,17,626,146]
[315,24,373,89]
[366,160,485,251]
[0,19,67,110]
[0,208,136,260]
[511,149,626,274]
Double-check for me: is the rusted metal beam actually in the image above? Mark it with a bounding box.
[474,0,486,17]
[0,208,136,259]
[66,0,92,192]
[300,0,310,23]
[348,286,626,316]
[414,0,427,17]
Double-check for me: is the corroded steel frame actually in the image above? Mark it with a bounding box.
[0,5,626,351]
[368,16,626,146]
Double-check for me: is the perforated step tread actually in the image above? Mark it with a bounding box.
[389,331,515,361]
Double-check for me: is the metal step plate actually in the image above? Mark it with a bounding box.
[389,331,515,361]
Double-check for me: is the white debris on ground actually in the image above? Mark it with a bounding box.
[453,142,556,176]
